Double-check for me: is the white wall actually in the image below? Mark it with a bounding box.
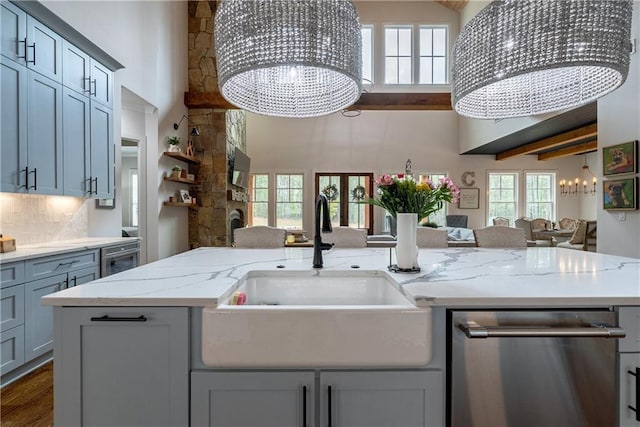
[40,0,189,262]
[247,110,586,234]
[596,2,640,258]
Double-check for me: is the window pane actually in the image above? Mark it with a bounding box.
[277,175,288,187]
[385,58,398,84]
[361,26,373,83]
[398,57,411,84]
[255,174,268,187]
[255,188,268,202]
[433,28,446,56]
[420,28,432,56]
[488,172,518,226]
[525,172,555,221]
[433,57,446,84]
[290,175,303,188]
[385,28,398,56]
[276,174,304,229]
[419,57,432,84]
[398,28,412,56]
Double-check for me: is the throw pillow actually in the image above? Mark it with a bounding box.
[568,220,587,244]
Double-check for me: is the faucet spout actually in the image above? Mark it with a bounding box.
[313,193,333,268]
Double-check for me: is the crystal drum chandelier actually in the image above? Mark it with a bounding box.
[214,0,362,118]
[452,0,633,120]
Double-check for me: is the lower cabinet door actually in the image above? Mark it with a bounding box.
[68,266,99,287]
[56,307,189,427]
[24,273,65,361]
[320,370,444,427]
[0,325,25,375]
[191,371,315,427]
[619,353,640,427]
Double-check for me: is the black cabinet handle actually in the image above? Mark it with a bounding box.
[86,177,93,194]
[63,278,69,289]
[19,167,28,189]
[71,276,77,287]
[327,385,332,427]
[90,315,147,322]
[16,38,26,60]
[27,42,35,64]
[91,79,97,96]
[83,77,92,93]
[29,168,37,190]
[93,177,98,194]
[629,367,640,421]
[302,385,307,427]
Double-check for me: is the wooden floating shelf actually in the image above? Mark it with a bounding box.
[164,176,199,185]
[162,151,201,165]
[163,202,197,208]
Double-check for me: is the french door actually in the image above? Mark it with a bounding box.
[315,173,374,235]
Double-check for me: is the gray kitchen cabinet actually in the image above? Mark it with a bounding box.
[62,39,90,96]
[55,307,189,426]
[191,369,444,427]
[90,58,112,108]
[27,69,63,195]
[25,15,62,82]
[0,56,28,193]
[1,1,26,64]
[0,325,25,375]
[24,272,66,362]
[62,86,91,196]
[1,283,25,332]
[191,371,315,427]
[0,262,26,376]
[90,101,114,198]
[0,259,24,290]
[619,306,640,426]
[320,370,444,427]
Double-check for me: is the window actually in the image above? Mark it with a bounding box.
[361,25,374,83]
[419,26,447,84]
[488,172,518,225]
[316,173,373,233]
[248,174,269,226]
[276,174,304,229]
[525,172,556,220]
[384,26,412,84]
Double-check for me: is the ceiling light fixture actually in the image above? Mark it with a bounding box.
[560,155,597,196]
[452,0,633,120]
[214,0,363,118]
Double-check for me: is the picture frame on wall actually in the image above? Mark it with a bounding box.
[602,140,637,176]
[603,177,638,210]
[458,188,480,209]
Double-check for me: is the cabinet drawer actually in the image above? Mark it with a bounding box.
[1,261,25,289]
[1,284,24,332]
[1,325,25,375]
[25,250,99,282]
[619,307,640,353]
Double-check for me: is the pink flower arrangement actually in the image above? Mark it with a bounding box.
[367,174,460,221]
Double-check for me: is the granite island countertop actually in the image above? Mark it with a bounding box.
[41,247,640,308]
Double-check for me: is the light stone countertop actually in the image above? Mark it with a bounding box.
[41,246,640,308]
[0,237,140,263]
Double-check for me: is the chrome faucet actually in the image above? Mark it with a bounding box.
[313,193,333,268]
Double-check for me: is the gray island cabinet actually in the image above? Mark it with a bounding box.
[41,247,640,427]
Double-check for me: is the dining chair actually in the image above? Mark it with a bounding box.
[322,226,367,248]
[446,215,468,228]
[233,226,286,248]
[492,217,510,227]
[558,218,577,231]
[473,226,527,248]
[416,227,448,248]
[515,218,553,247]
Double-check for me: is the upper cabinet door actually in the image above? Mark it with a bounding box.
[62,40,90,96]
[26,16,62,82]
[90,59,112,108]
[27,70,63,195]
[1,2,27,64]
[0,57,28,193]
[90,102,113,198]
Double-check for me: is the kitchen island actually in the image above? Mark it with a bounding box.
[41,247,640,426]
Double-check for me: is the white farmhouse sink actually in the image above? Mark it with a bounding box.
[202,270,432,368]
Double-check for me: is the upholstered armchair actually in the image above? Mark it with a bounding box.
[322,226,367,248]
[492,217,510,226]
[416,227,448,248]
[558,217,577,231]
[233,226,287,248]
[473,226,527,248]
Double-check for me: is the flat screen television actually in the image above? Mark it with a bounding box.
[231,147,251,189]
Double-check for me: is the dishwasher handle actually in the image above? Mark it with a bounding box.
[459,321,626,338]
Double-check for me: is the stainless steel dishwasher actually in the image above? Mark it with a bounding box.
[448,310,625,427]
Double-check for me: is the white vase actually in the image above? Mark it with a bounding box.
[395,213,418,269]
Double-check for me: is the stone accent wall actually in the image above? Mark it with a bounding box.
[187,0,248,247]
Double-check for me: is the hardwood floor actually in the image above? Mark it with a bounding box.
[1,362,53,426]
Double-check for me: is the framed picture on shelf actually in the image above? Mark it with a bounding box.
[458,188,480,209]
[603,177,637,210]
[179,189,191,204]
[602,140,637,176]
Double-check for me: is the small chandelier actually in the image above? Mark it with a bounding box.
[452,0,633,120]
[560,155,597,196]
[214,0,363,118]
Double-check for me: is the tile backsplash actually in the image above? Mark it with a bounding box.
[0,194,89,245]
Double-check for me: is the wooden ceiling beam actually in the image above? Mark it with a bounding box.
[537,140,598,161]
[436,1,469,12]
[185,91,453,111]
[495,123,598,161]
